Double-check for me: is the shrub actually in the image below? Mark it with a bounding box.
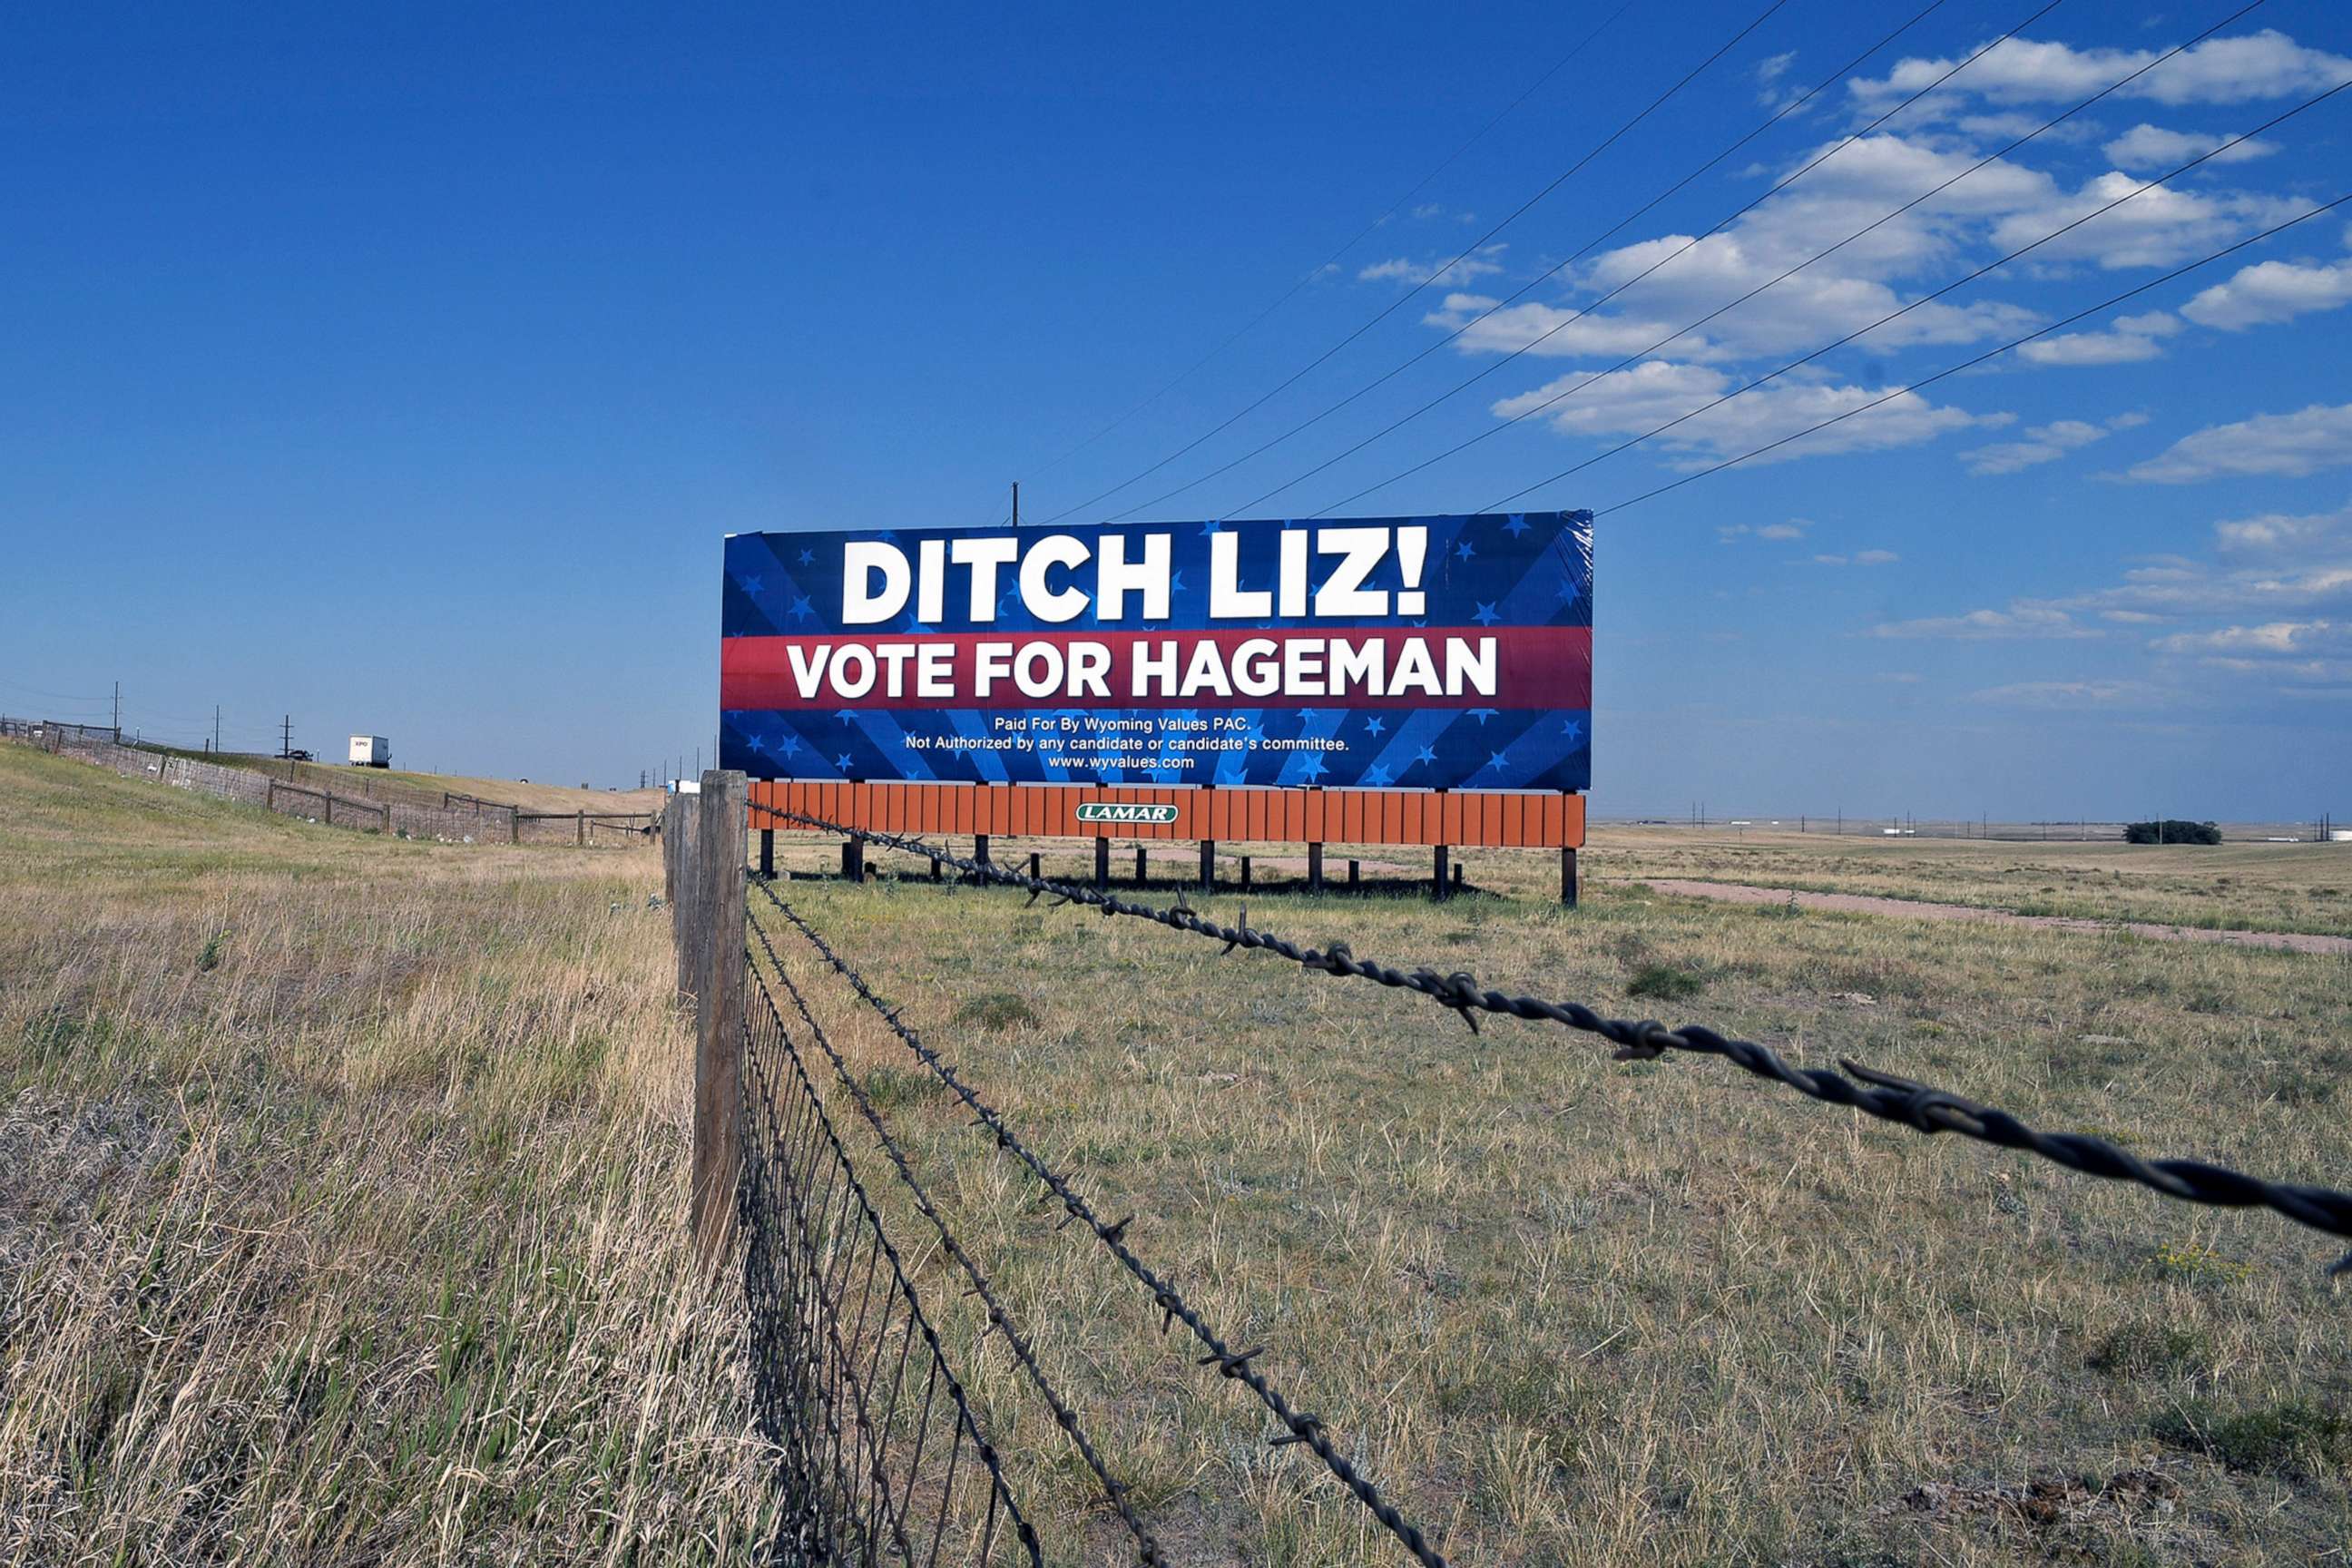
[2152,1398,2351,1480]
[2123,819,2221,845]
[1626,965,1706,1002]
[953,991,1040,1032]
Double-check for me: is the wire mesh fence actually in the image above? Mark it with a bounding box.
[740,945,1046,1566]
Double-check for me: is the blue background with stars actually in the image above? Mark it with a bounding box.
[721,510,1591,791]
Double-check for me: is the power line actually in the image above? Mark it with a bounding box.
[1577,190,2351,516]
[1105,0,1984,524]
[1002,0,1638,499]
[1308,0,2269,514]
[1033,0,1794,530]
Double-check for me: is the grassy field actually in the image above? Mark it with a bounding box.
[749,824,2352,1566]
[1579,827,2352,939]
[0,742,773,1563]
[6,746,2348,1565]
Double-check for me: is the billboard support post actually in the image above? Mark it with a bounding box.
[1561,847,1579,908]
[1134,844,1147,887]
[1093,836,1108,889]
[974,833,990,868]
[759,828,774,879]
[841,838,863,882]
[1433,844,1450,901]
[1348,858,1360,890]
[1307,842,1323,891]
[1199,839,1215,891]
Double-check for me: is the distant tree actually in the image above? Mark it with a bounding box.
[2124,819,2222,845]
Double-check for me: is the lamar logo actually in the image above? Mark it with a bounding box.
[1076,802,1180,825]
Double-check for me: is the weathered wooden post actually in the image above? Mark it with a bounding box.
[1348,858,1360,890]
[1133,844,1147,886]
[1029,850,1042,881]
[1561,847,1579,907]
[1307,841,1323,891]
[1240,855,1252,892]
[691,769,746,1268]
[576,808,585,847]
[1433,844,1450,901]
[672,795,702,1003]
[841,838,864,881]
[973,833,989,869]
[1200,838,1215,890]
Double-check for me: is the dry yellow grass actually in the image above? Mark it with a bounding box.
[7,741,2348,1566]
[0,742,776,1563]
[747,825,2352,1565]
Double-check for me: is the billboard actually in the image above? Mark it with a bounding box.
[720,512,1591,793]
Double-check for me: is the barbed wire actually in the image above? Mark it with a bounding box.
[754,808,2352,1272]
[752,873,1455,1568]
[745,906,1169,1565]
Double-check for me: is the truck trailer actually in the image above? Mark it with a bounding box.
[348,735,391,769]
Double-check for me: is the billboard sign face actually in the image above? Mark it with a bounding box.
[720,512,1591,792]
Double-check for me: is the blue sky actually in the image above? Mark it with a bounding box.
[4,2,2348,817]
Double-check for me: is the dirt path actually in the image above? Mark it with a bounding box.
[1632,878,2352,956]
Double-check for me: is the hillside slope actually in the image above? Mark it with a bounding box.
[0,740,777,1561]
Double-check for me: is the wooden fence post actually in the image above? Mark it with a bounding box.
[691,769,747,1267]
[672,796,702,1003]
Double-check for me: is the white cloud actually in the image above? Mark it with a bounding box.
[2017,310,2182,365]
[1359,245,1505,286]
[1813,549,1899,564]
[1717,518,1810,544]
[1987,173,2312,269]
[2101,122,2278,171]
[1488,359,2000,465]
[2123,403,2352,483]
[2179,254,2352,329]
[1965,680,2168,709]
[2152,620,2343,656]
[1849,29,2352,110]
[1868,601,2094,639]
[2213,498,2352,554]
[1960,412,2146,473]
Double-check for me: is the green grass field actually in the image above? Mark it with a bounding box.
[5,739,2347,1564]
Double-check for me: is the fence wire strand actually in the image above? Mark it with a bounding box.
[740,956,1043,1565]
[754,872,1454,1568]
[746,906,1169,1565]
[754,808,2352,1272]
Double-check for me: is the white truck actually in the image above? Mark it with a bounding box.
[348,735,391,769]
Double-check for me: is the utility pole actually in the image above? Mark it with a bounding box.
[213,705,222,755]
[112,681,121,740]
[1012,481,1020,528]
[280,714,293,760]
